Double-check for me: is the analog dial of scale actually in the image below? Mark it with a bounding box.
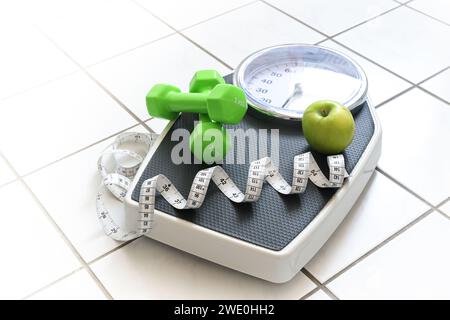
[234,44,368,121]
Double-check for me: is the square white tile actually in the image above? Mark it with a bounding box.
[0,181,80,299]
[335,6,450,83]
[184,1,324,68]
[88,34,230,121]
[0,156,16,186]
[25,126,150,262]
[0,24,77,100]
[305,171,428,282]
[27,269,106,300]
[91,237,316,299]
[135,0,254,30]
[266,0,397,35]
[0,71,137,175]
[421,69,450,102]
[408,0,450,24]
[32,0,173,66]
[377,88,450,205]
[328,213,450,299]
[305,289,333,300]
[439,200,450,217]
[321,40,410,106]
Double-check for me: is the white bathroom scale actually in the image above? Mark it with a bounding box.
[123,45,382,283]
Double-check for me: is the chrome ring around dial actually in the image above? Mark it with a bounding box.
[233,44,368,121]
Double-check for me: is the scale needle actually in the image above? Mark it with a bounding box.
[280,83,303,109]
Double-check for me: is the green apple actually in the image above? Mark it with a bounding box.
[302,100,355,154]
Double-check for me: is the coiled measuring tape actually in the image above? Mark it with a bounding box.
[96,132,349,241]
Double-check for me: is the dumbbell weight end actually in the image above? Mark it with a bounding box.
[189,121,230,164]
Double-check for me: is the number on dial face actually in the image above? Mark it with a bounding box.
[244,59,359,114]
[246,61,300,111]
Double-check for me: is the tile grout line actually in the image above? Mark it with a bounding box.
[176,0,260,33]
[0,69,80,104]
[376,167,445,208]
[261,0,409,45]
[17,122,143,180]
[416,66,450,85]
[374,85,415,109]
[177,34,234,70]
[32,24,152,133]
[22,267,84,300]
[0,152,114,300]
[437,198,450,217]
[84,32,178,69]
[416,85,450,106]
[130,0,234,70]
[405,4,450,27]
[51,0,256,73]
[376,167,450,220]
[259,0,450,106]
[301,269,339,300]
[299,286,321,300]
[0,177,20,190]
[260,0,330,38]
[330,38,415,85]
[87,238,140,265]
[306,164,447,291]
[327,3,404,39]
[374,66,450,109]
[323,208,434,286]
[329,39,450,106]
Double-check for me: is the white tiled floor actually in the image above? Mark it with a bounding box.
[377,89,450,205]
[0,182,80,299]
[0,0,449,300]
[184,1,325,68]
[408,0,450,25]
[0,24,77,100]
[305,172,429,283]
[134,0,255,30]
[32,0,174,66]
[91,237,316,299]
[335,6,450,83]
[0,72,137,175]
[265,0,398,35]
[328,213,450,299]
[27,269,106,300]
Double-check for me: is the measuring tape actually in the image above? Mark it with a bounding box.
[96,132,349,241]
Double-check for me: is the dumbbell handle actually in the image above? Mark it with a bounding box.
[165,92,208,114]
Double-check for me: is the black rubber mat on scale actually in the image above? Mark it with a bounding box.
[132,74,375,251]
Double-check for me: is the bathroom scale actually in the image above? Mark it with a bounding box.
[121,45,382,283]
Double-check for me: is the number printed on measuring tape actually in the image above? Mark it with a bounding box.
[96,132,349,241]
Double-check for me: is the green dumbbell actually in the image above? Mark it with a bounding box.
[188,70,231,163]
[146,70,247,163]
